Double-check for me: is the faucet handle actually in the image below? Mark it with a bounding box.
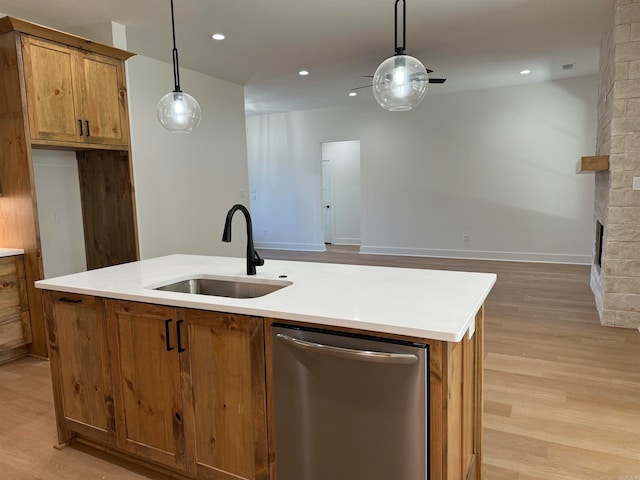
[253,250,265,266]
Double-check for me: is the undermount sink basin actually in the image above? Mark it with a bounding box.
[152,276,292,299]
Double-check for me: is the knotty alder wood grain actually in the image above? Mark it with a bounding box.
[2,247,640,479]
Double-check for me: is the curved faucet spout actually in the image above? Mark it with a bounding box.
[221,204,264,275]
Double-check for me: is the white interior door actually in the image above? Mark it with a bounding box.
[321,141,361,246]
[322,160,333,244]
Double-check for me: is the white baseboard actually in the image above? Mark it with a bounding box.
[254,242,326,252]
[331,238,360,246]
[358,246,592,265]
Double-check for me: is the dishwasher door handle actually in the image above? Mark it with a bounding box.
[276,333,418,365]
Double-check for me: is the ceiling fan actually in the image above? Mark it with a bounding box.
[351,69,447,92]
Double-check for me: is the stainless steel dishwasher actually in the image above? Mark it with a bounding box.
[271,324,429,480]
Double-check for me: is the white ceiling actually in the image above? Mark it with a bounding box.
[0,0,614,115]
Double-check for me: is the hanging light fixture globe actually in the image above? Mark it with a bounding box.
[372,54,428,111]
[157,0,201,133]
[373,0,428,111]
[157,91,201,132]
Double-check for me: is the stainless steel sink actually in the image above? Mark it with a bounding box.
[152,276,291,299]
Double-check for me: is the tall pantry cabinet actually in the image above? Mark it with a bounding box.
[0,16,140,357]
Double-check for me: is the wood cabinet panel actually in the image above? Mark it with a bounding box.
[43,292,114,444]
[79,53,129,146]
[180,309,268,480]
[108,300,187,471]
[77,150,139,270]
[21,36,80,143]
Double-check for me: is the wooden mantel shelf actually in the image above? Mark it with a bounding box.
[576,155,609,173]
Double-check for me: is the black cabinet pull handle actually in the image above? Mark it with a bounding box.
[85,120,90,137]
[78,119,83,136]
[59,297,82,303]
[165,319,174,351]
[176,320,185,352]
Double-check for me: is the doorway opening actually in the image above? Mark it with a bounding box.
[321,140,361,246]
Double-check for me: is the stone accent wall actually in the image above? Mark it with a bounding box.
[591,0,640,328]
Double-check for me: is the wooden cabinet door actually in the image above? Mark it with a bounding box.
[107,300,189,472]
[77,52,129,146]
[43,292,114,445]
[21,36,82,143]
[179,309,268,480]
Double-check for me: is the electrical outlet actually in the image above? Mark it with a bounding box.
[51,210,60,224]
[633,177,640,190]
[463,233,470,243]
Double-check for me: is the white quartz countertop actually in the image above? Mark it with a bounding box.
[0,248,25,257]
[35,254,497,342]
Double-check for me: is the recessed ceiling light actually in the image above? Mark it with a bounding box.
[298,70,309,76]
[349,92,357,97]
[211,33,225,41]
[520,69,531,75]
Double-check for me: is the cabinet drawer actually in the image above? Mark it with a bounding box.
[0,276,28,312]
[0,255,24,279]
[0,311,25,349]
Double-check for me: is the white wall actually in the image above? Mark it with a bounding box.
[126,56,250,259]
[322,141,361,245]
[247,75,598,263]
[32,150,87,278]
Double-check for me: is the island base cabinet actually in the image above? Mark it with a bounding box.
[106,300,268,479]
[43,292,115,446]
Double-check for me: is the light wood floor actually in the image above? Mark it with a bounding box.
[1,245,639,479]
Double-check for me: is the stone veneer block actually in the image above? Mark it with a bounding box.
[615,78,640,97]
[625,97,640,114]
[605,276,640,293]
[607,223,640,241]
[617,4,640,23]
[630,59,640,78]
[608,206,640,223]
[624,134,640,151]
[603,292,640,310]
[615,41,640,61]
[631,22,640,41]
[617,23,631,43]
[609,189,640,206]
[616,61,631,80]
[613,309,640,326]
[612,115,640,134]
[605,259,640,276]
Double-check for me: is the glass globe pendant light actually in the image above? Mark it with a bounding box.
[372,0,428,111]
[157,0,201,132]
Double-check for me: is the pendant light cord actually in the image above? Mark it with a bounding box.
[394,0,406,55]
[170,0,182,92]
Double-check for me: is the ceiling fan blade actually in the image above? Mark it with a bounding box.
[428,78,446,84]
[351,84,373,91]
[426,68,433,74]
[362,75,374,78]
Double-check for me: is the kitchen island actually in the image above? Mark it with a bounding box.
[35,254,496,480]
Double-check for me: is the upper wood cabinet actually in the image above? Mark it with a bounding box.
[22,35,129,148]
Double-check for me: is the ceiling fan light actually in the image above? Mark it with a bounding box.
[157,91,202,133]
[372,55,428,111]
